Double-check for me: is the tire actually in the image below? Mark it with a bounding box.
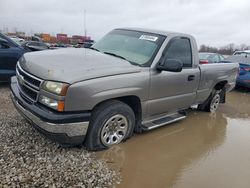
[198,90,221,112]
[84,100,135,151]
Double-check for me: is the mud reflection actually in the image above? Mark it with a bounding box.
[98,90,250,188]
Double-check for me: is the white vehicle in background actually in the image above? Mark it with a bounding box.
[10,37,25,45]
[233,50,250,56]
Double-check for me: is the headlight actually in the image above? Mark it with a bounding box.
[39,95,64,111]
[42,81,69,95]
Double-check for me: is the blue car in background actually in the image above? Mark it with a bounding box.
[0,33,28,82]
[226,51,250,88]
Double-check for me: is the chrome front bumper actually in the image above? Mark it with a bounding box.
[10,76,90,145]
[12,95,89,137]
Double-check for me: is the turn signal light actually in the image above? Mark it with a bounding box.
[57,101,65,112]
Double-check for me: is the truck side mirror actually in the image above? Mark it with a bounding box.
[0,38,10,48]
[157,59,183,72]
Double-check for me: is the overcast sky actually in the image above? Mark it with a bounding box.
[0,0,249,47]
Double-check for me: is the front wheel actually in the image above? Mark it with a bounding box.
[100,114,129,147]
[198,90,221,112]
[84,100,135,151]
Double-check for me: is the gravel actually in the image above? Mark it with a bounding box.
[0,85,120,187]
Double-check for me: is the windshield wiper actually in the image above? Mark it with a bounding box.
[89,47,100,52]
[103,51,127,60]
[103,51,140,66]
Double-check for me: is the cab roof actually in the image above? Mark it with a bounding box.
[116,27,193,38]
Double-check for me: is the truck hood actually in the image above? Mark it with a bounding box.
[19,48,142,83]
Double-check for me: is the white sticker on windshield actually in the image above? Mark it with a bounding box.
[139,35,158,42]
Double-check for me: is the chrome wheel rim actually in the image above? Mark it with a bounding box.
[210,94,220,112]
[101,114,129,147]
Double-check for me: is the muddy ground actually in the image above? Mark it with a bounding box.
[98,88,250,188]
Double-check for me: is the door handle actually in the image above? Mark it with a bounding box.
[188,75,195,81]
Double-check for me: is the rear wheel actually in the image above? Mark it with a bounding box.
[198,90,221,112]
[84,100,135,151]
[209,93,220,112]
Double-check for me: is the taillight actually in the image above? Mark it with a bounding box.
[239,66,250,75]
[199,60,209,64]
[242,67,250,71]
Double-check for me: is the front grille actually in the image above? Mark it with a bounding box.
[17,65,41,89]
[19,83,38,101]
[16,63,43,102]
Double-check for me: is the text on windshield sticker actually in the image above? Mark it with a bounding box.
[139,35,158,42]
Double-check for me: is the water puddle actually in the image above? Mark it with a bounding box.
[98,89,250,188]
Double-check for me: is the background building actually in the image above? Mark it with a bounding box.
[41,33,51,43]
[57,33,69,43]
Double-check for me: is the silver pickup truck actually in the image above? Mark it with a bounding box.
[10,28,238,150]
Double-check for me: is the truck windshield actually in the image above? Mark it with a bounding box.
[92,29,165,66]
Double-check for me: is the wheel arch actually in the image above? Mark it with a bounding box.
[214,80,228,90]
[213,80,228,103]
[91,95,142,133]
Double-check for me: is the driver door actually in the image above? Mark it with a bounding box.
[147,37,200,117]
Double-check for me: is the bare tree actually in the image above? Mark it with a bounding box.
[199,43,250,55]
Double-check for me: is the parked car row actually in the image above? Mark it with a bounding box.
[10,37,25,45]
[0,33,57,82]
[0,32,96,83]
[22,41,50,51]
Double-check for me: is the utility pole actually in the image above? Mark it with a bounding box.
[84,9,87,39]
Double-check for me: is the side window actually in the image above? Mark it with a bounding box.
[164,37,192,67]
[211,55,220,63]
[219,55,224,61]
